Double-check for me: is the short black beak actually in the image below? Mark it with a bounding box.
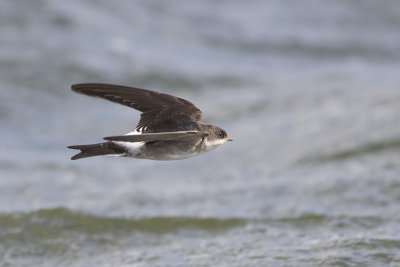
[228,138,233,141]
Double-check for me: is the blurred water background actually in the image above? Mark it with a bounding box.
[1,0,400,266]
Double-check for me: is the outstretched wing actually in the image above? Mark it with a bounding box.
[71,83,202,132]
[103,130,208,142]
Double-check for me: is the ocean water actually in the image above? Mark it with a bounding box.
[1,0,400,266]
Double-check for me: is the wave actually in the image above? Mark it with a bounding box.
[1,209,398,266]
[0,208,394,237]
[0,208,246,237]
[318,137,400,162]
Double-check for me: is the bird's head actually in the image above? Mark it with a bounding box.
[203,125,233,152]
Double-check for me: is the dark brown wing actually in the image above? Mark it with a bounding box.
[103,131,208,142]
[71,83,202,132]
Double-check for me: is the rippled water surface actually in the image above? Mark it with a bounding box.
[1,0,400,266]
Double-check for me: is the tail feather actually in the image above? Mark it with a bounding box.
[67,142,126,160]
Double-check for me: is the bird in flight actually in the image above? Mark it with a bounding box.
[68,84,232,160]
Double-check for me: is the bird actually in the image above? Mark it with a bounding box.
[68,83,232,160]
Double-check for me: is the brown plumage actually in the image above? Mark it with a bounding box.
[71,83,202,132]
[68,142,126,160]
[68,83,231,161]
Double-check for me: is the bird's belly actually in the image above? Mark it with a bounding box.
[149,151,202,161]
[116,140,205,161]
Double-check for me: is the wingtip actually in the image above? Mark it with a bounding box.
[71,83,87,93]
[71,83,118,94]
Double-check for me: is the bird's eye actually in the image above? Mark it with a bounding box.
[218,131,225,138]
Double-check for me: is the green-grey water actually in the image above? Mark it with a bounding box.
[1,0,400,266]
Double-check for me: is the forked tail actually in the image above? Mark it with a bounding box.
[67,142,126,160]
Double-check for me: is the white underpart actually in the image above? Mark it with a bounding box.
[109,130,227,160]
[159,151,200,160]
[204,138,226,152]
[112,130,145,157]
[125,130,142,136]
